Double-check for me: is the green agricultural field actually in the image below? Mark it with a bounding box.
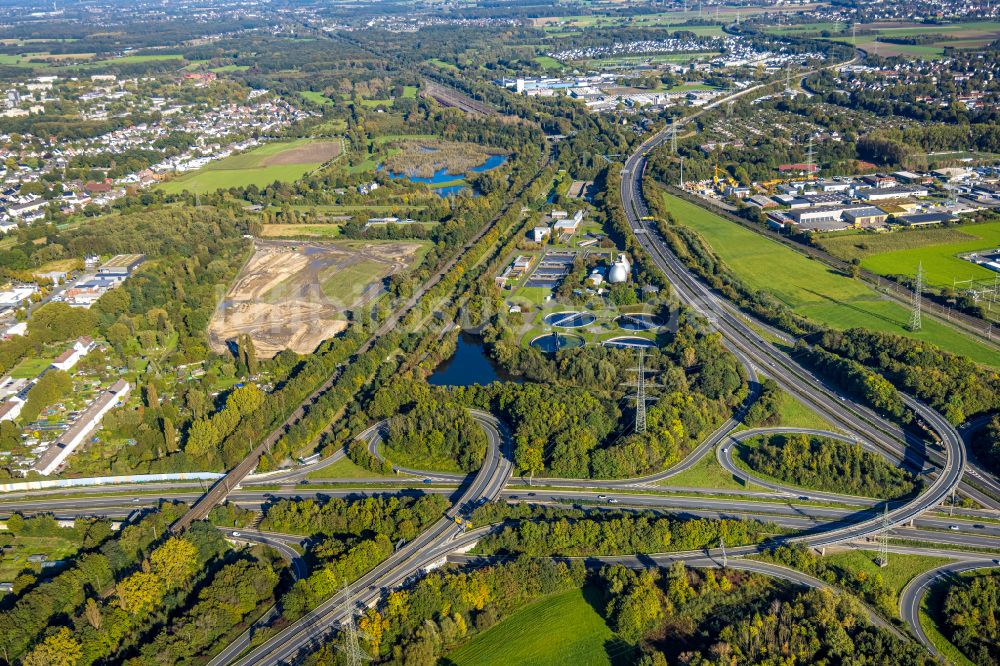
[320,258,388,302]
[426,58,459,71]
[158,138,340,195]
[210,64,249,73]
[533,55,563,70]
[84,54,185,67]
[765,20,1000,57]
[820,222,1000,287]
[660,194,999,366]
[447,587,632,666]
[300,90,332,105]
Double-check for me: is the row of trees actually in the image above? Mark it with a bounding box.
[742,433,918,499]
[794,342,909,421]
[475,509,776,557]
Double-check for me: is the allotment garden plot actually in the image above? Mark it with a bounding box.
[209,239,425,358]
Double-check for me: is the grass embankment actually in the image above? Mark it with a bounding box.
[446,586,631,666]
[660,193,999,367]
[660,453,746,490]
[305,456,396,480]
[824,549,952,601]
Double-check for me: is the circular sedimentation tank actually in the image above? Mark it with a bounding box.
[530,332,586,353]
[542,311,597,328]
[616,313,663,331]
[603,336,656,349]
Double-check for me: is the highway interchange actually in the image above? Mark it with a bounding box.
[3,59,999,665]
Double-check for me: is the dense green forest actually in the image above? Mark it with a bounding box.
[275,494,448,620]
[259,494,449,539]
[941,570,1000,666]
[816,329,1000,425]
[741,432,918,499]
[474,315,744,478]
[0,505,285,665]
[607,562,930,665]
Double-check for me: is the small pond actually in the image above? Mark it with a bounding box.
[428,331,518,386]
[382,154,507,197]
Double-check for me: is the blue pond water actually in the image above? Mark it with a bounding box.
[428,332,518,386]
[470,154,507,172]
[383,154,507,197]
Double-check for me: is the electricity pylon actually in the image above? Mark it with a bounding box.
[337,585,372,666]
[634,348,647,434]
[909,261,924,331]
[877,504,889,568]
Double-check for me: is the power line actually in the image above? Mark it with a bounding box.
[337,584,372,666]
[877,504,889,568]
[634,348,647,434]
[909,261,923,331]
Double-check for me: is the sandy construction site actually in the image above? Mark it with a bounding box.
[209,239,425,358]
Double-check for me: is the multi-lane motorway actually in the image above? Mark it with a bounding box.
[2,59,997,665]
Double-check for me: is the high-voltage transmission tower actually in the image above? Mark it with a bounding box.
[877,504,890,568]
[634,348,647,433]
[337,585,372,666]
[909,261,924,331]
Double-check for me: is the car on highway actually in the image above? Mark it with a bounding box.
[598,494,607,499]
[476,498,488,506]
[232,531,241,537]
[798,496,810,501]
[423,479,433,484]
[949,525,960,531]
[607,498,619,504]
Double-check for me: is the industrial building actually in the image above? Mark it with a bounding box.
[96,254,145,278]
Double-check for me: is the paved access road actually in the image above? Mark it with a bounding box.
[899,559,999,660]
[619,100,970,548]
[226,410,513,666]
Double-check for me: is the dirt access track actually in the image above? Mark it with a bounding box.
[209,239,425,358]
